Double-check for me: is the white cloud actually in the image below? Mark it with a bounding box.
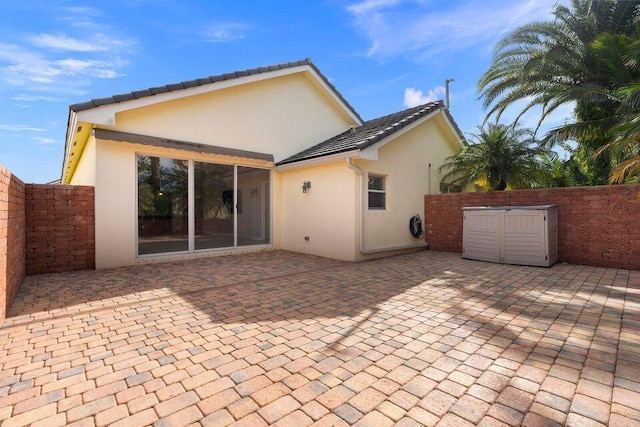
[347,0,564,59]
[10,95,64,102]
[202,23,252,43]
[403,86,445,107]
[2,57,121,86]
[0,5,136,95]
[29,33,108,52]
[59,6,106,29]
[62,6,103,17]
[347,0,406,14]
[0,32,131,90]
[0,124,45,132]
[32,137,58,145]
[55,59,122,78]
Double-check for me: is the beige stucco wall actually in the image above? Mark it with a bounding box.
[94,139,275,269]
[353,113,462,261]
[95,139,135,268]
[280,162,357,261]
[69,134,96,186]
[84,70,360,268]
[106,72,356,162]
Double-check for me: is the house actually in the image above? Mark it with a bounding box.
[62,59,465,268]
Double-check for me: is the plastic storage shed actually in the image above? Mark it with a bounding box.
[462,205,558,267]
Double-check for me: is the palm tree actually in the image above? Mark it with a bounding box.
[597,35,640,184]
[439,123,546,191]
[478,0,640,184]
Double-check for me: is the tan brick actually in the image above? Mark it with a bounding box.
[82,380,126,403]
[155,391,199,418]
[200,409,235,426]
[0,387,43,405]
[234,374,272,398]
[30,412,66,427]
[67,395,116,423]
[1,402,57,427]
[316,385,356,411]
[228,397,259,420]
[156,383,186,402]
[181,370,219,391]
[251,382,291,406]
[111,408,158,427]
[115,385,145,404]
[259,395,301,424]
[349,387,387,413]
[232,413,269,427]
[198,388,241,415]
[301,400,330,421]
[353,410,394,427]
[127,393,159,414]
[195,376,235,399]
[95,404,128,427]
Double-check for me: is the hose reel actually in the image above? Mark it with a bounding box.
[409,214,424,239]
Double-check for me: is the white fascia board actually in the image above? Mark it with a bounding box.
[62,110,78,179]
[306,69,363,126]
[359,108,444,159]
[274,150,360,172]
[443,113,468,149]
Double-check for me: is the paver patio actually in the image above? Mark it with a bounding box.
[0,250,639,427]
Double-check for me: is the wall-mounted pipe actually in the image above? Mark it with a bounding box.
[346,158,428,255]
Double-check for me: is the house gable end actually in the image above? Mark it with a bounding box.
[63,59,361,183]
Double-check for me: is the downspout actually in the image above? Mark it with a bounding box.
[346,158,428,254]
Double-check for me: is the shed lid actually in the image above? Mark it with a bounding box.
[462,205,557,211]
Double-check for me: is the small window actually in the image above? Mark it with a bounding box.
[368,174,386,210]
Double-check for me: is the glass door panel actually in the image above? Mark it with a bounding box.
[237,167,270,246]
[194,162,235,250]
[137,155,189,255]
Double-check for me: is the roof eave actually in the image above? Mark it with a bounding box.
[274,149,361,171]
[61,109,78,184]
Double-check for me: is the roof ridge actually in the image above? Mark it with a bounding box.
[69,58,362,122]
[363,101,442,125]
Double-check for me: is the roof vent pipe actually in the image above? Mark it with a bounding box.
[445,78,454,109]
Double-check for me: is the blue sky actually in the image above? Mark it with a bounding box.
[1,0,571,183]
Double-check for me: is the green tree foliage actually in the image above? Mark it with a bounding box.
[599,34,640,184]
[478,0,640,185]
[440,123,546,191]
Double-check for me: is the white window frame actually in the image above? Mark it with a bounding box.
[368,173,386,210]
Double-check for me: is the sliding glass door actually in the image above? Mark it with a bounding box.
[137,156,188,255]
[194,162,234,250]
[237,167,270,246]
[137,155,270,256]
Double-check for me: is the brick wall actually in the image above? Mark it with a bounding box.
[25,185,95,275]
[0,165,25,321]
[425,185,640,270]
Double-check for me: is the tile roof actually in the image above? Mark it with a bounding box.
[69,58,363,123]
[277,101,457,165]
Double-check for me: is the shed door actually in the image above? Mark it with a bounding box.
[463,210,501,263]
[502,210,546,266]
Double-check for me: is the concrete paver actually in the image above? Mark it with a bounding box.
[0,250,639,426]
